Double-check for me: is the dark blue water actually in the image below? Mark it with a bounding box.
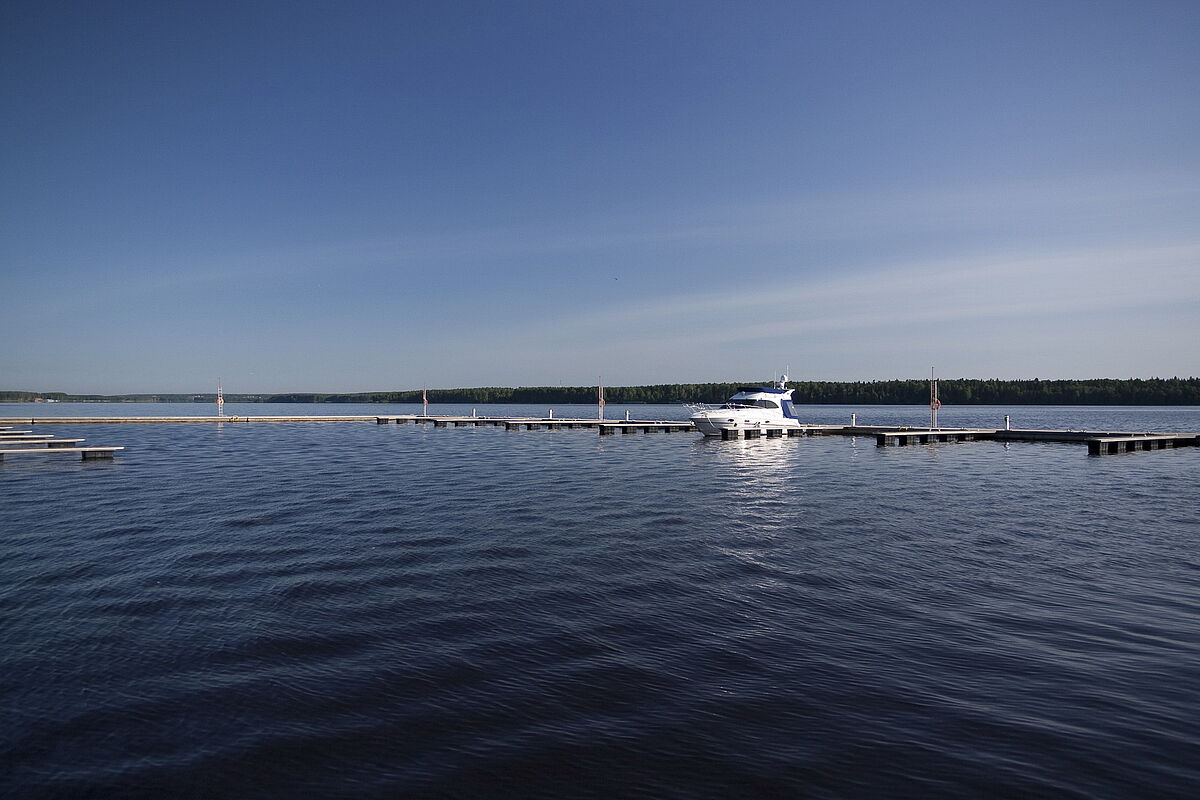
[3,404,1198,798]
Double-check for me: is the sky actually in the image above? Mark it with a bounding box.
[2,0,1198,394]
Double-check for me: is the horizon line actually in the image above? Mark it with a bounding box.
[5,375,1199,398]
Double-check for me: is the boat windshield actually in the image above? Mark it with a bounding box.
[723,398,779,409]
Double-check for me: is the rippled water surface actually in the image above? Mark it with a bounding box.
[2,404,1198,798]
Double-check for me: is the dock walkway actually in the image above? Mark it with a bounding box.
[2,415,1194,458]
[380,417,1198,456]
[374,415,694,433]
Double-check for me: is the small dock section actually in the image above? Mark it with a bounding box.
[1085,434,1200,456]
[0,429,125,462]
[717,425,844,440]
[0,446,125,462]
[0,437,87,448]
[599,422,695,434]
[868,426,1199,456]
[875,429,998,447]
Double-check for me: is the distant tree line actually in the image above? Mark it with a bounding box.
[0,391,269,403]
[5,378,1198,405]
[783,378,1200,405]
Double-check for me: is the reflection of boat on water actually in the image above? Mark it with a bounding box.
[688,375,803,437]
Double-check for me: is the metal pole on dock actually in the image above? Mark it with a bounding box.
[930,368,940,429]
[598,379,605,420]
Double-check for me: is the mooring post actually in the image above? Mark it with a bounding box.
[851,413,857,427]
[548,409,553,419]
[1005,415,1011,430]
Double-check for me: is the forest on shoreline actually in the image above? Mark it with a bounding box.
[4,378,1199,405]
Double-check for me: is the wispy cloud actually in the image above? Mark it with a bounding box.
[500,241,1200,354]
[100,168,1200,291]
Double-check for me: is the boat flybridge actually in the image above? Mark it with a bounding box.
[688,375,803,436]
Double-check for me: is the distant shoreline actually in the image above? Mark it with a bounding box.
[4,378,1199,406]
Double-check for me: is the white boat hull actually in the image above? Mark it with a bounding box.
[689,410,805,437]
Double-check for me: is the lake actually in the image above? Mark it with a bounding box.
[2,403,1198,798]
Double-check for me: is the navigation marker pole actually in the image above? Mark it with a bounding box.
[930,367,940,429]
[217,378,225,418]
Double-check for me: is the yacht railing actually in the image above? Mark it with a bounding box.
[686,401,758,412]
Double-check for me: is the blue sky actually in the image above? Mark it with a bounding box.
[2,0,1198,393]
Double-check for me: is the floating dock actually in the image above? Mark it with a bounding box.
[374,415,694,433]
[0,424,124,462]
[0,446,124,462]
[869,426,1199,455]
[0,429,123,462]
[2,415,1195,458]
[377,416,1198,456]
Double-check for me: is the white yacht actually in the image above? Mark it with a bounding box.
[689,376,803,436]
